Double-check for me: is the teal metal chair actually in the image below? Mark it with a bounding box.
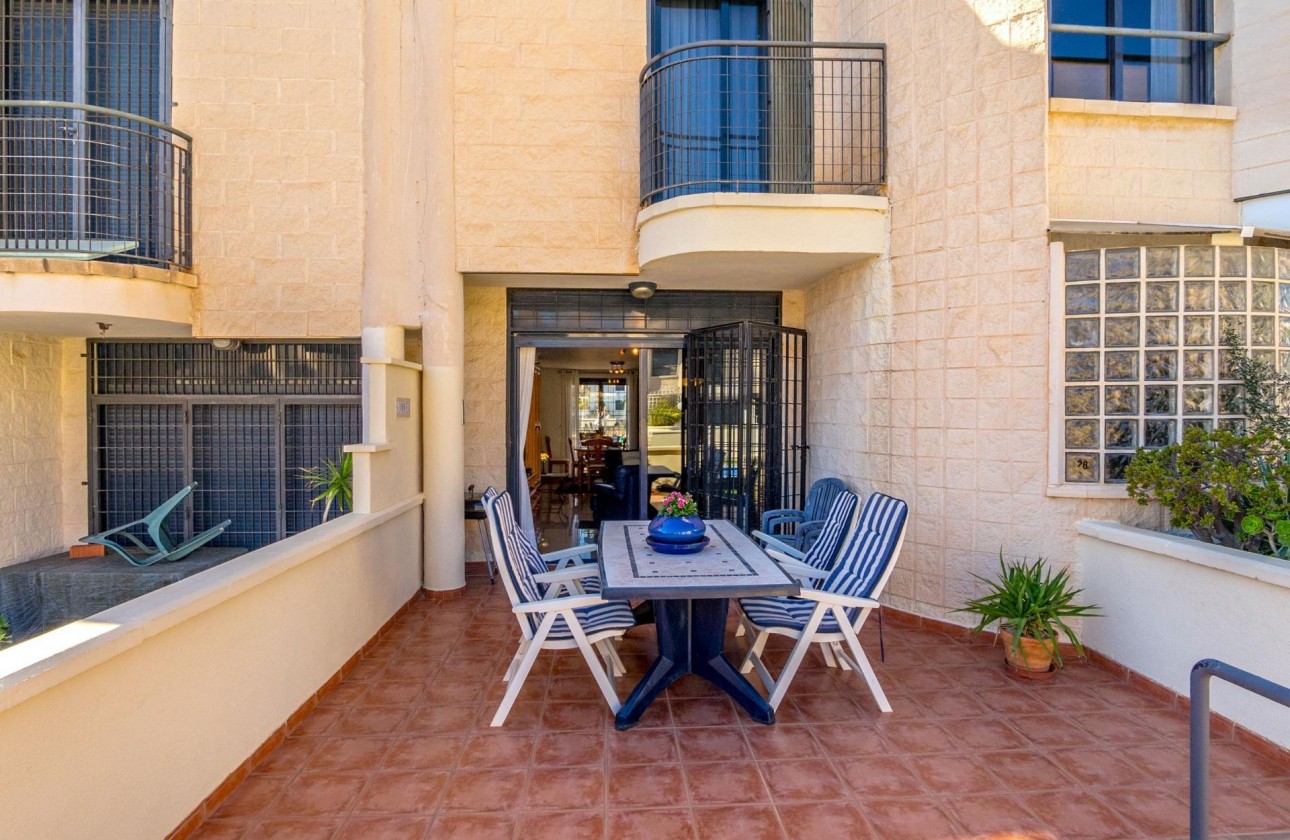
[83,483,231,566]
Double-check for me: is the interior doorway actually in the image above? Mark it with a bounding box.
[515,341,686,552]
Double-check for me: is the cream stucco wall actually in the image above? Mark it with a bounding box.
[58,340,88,550]
[453,0,644,275]
[0,334,65,570]
[1224,1,1290,202]
[0,502,422,840]
[1049,102,1237,225]
[171,0,365,338]
[804,0,1155,621]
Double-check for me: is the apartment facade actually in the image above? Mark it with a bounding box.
[0,0,1286,626]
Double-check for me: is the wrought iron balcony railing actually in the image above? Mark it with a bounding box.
[0,100,192,271]
[640,40,886,208]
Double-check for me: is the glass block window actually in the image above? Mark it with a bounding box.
[1061,245,1290,485]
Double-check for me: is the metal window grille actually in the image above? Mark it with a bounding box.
[509,289,782,334]
[89,340,362,550]
[684,321,807,530]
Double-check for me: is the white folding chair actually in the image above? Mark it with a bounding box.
[482,488,634,726]
[737,492,908,712]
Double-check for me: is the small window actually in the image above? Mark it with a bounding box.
[1050,0,1214,105]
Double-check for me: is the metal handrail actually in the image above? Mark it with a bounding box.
[639,40,886,207]
[0,99,193,142]
[1049,23,1231,45]
[640,39,887,83]
[0,99,192,270]
[1190,659,1290,840]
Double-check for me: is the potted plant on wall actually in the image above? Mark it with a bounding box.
[300,452,353,522]
[958,553,1101,680]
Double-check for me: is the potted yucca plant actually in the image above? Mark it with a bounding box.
[300,453,353,522]
[958,553,1101,679]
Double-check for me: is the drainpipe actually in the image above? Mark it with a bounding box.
[361,0,465,592]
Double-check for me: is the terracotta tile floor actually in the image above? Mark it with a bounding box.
[193,569,1290,840]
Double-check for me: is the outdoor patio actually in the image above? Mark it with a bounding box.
[191,568,1290,840]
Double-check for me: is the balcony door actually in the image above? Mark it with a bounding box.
[0,0,170,256]
[649,0,768,200]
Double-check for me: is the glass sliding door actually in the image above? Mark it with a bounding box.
[641,348,684,515]
[649,0,767,201]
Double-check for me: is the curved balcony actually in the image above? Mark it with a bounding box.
[0,101,194,336]
[0,100,191,270]
[637,41,889,288]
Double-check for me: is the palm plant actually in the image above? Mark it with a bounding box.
[958,553,1101,669]
[300,453,353,522]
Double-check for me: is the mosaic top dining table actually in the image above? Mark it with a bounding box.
[598,519,800,730]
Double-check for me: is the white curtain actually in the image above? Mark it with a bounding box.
[1149,0,1186,103]
[561,370,579,461]
[515,347,537,537]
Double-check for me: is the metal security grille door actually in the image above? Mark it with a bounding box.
[684,322,807,531]
[89,341,362,550]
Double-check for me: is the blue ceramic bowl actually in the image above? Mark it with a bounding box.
[647,514,707,544]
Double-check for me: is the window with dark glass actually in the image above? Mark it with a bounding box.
[1050,0,1213,104]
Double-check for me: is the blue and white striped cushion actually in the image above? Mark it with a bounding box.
[824,493,907,599]
[739,595,846,633]
[486,487,621,636]
[541,599,635,642]
[740,492,907,634]
[802,491,859,571]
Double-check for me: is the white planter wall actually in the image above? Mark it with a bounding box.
[0,501,422,840]
[1078,520,1290,750]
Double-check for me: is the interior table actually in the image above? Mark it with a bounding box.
[598,519,799,730]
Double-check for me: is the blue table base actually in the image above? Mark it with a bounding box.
[614,598,775,730]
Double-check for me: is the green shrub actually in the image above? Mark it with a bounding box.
[648,395,681,427]
[1126,331,1290,561]
[0,614,10,646]
[1126,426,1290,559]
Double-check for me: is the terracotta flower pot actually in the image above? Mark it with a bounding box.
[999,629,1055,679]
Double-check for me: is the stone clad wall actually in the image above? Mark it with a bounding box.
[453,0,644,275]
[463,286,507,562]
[807,0,1151,621]
[1228,1,1290,201]
[1049,105,1237,226]
[171,0,365,338]
[0,334,64,570]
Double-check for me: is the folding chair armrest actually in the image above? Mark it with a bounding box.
[776,557,828,580]
[534,565,600,584]
[751,530,806,561]
[796,589,880,610]
[512,593,605,614]
[541,545,598,567]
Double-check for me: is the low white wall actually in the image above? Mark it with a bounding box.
[1078,521,1290,750]
[0,498,422,840]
